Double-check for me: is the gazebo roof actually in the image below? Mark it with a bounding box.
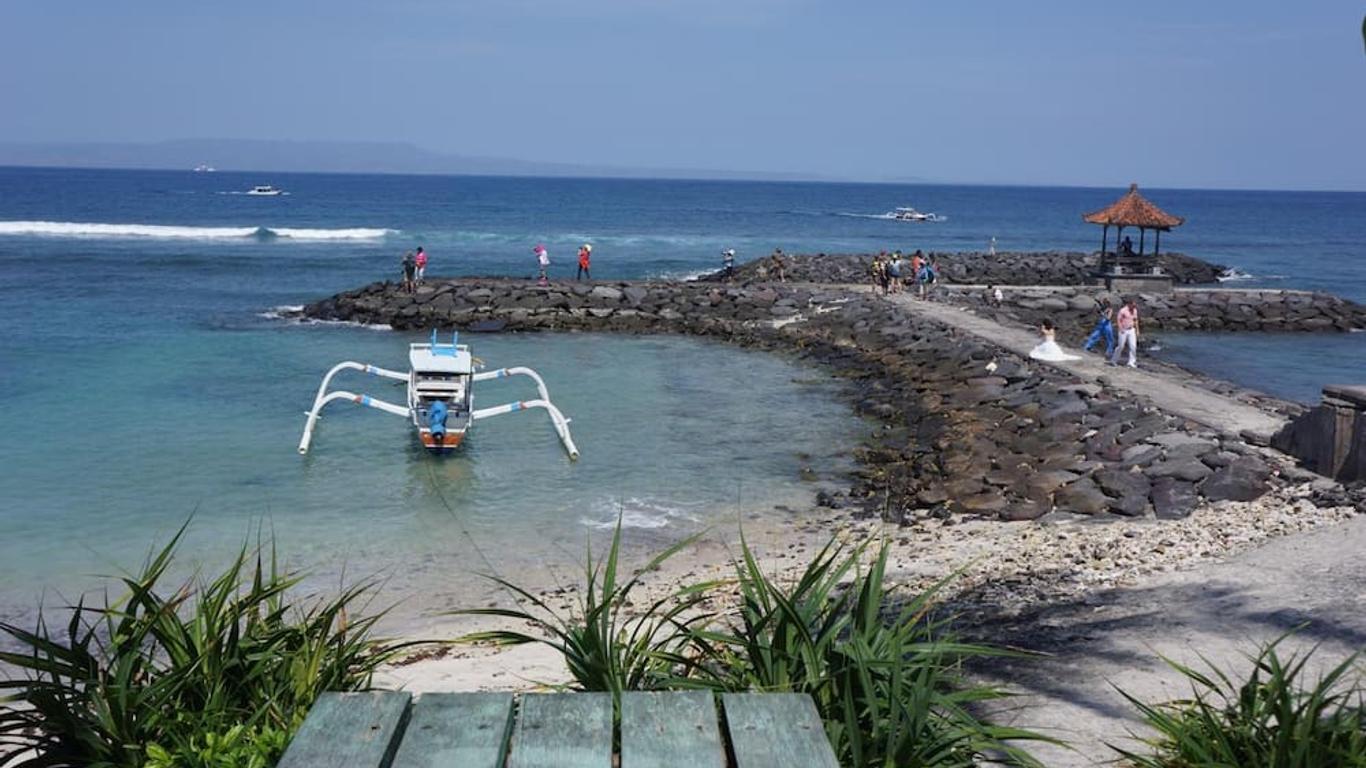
[1083,183,1184,230]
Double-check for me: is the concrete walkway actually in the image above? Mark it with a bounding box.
[977,514,1366,766]
[876,290,1288,442]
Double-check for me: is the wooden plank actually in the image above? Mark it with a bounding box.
[391,692,515,768]
[278,691,411,768]
[621,691,725,768]
[722,693,839,768]
[507,692,613,768]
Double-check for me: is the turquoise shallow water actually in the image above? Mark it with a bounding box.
[3,166,1364,626]
[0,325,861,627]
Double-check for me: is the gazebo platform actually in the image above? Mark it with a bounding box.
[1085,184,1184,294]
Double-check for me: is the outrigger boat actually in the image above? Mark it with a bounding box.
[298,331,579,459]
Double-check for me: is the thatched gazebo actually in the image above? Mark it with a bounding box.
[1083,183,1184,291]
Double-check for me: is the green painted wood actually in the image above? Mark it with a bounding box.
[722,693,840,768]
[277,691,411,768]
[390,692,515,768]
[507,692,613,768]
[621,691,725,768]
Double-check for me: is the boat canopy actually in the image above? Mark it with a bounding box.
[409,331,472,374]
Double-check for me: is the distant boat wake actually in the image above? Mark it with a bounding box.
[835,211,949,222]
[0,221,395,241]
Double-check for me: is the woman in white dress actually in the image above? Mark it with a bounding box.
[1029,319,1081,362]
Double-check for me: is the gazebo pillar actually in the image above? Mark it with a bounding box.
[1139,228,1146,256]
[1155,229,1161,257]
[1100,224,1109,268]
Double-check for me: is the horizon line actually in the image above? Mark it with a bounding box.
[0,161,1363,196]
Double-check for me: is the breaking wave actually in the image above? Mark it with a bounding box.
[0,220,395,241]
[579,497,703,530]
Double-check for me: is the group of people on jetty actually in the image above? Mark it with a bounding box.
[1028,296,1142,368]
[393,242,1143,369]
[869,250,939,297]
[527,244,595,285]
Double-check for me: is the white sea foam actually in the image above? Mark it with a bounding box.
[0,220,395,241]
[256,304,305,320]
[579,497,703,530]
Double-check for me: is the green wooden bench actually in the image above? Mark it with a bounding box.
[277,690,840,768]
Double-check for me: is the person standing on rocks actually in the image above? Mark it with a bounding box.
[401,250,416,293]
[887,252,903,294]
[870,253,887,294]
[1084,298,1116,357]
[576,244,592,281]
[1111,297,1140,368]
[414,246,428,285]
[770,249,787,282]
[721,248,735,280]
[533,244,550,285]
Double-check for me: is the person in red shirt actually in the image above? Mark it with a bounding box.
[577,244,592,280]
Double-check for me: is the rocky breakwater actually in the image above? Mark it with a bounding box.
[942,286,1366,339]
[303,278,1311,526]
[705,251,1225,286]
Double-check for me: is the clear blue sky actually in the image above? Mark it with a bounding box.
[2,1,1363,189]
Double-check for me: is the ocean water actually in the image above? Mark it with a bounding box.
[1,167,1364,623]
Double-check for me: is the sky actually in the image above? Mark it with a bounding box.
[1,1,1364,190]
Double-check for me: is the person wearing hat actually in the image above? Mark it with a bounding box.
[577,243,592,281]
[722,248,735,280]
[534,244,550,285]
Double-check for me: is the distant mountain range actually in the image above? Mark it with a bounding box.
[0,138,849,182]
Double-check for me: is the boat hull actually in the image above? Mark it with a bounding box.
[419,428,466,451]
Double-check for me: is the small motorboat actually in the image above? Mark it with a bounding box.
[297,331,578,459]
[247,185,283,196]
[889,206,942,222]
[193,164,216,173]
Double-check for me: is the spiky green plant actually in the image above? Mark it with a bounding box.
[0,526,411,768]
[455,524,1054,767]
[1114,636,1366,767]
[451,520,721,704]
[697,535,1052,767]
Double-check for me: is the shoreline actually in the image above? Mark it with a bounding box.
[301,260,1365,762]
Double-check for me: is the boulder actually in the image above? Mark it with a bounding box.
[1146,458,1214,483]
[1151,478,1199,519]
[590,285,624,301]
[999,499,1050,521]
[622,286,650,306]
[959,491,1008,515]
[1096,467,1151,500]
[1054,478,1109,515]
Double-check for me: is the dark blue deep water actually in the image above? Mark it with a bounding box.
[0,167,1362,625]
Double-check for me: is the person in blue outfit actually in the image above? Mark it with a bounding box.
[1083,299,1116,356]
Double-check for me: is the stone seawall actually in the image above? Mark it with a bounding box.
[303,278,1301,524]
[938,285,1366,338]
[704,251,1226,286]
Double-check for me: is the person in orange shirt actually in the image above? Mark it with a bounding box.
[576,244,592,280]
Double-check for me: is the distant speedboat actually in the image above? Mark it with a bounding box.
[193,164,216,173]
[246,185,283,196]
[889,206,942,222]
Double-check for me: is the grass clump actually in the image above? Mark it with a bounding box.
[0,527,409,768]
[456,523,1054,767]
[1115,635,1366,768]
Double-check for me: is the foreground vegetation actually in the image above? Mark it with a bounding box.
[0,530,406,768]
[1115,637,1366,768]
[457,524,1366,768]
[2,523,1363,767]
[457,527,1055,767]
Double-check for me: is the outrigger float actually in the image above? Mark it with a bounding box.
[298,331,579,459]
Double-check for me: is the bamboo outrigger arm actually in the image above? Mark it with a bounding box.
[298,361,411,455]
[471,398,580,460]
